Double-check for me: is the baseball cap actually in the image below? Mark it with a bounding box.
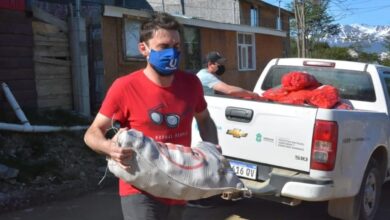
[206,51,226,63]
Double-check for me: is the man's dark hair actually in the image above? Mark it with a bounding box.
[140,12,181,43]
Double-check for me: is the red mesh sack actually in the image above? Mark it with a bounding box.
[334,100,354,110]
[281,71,320,91]
[308,85,339,109]
[261,87,289,101]
[278,89,314,105]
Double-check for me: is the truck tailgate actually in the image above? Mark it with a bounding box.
[193,96,318,173]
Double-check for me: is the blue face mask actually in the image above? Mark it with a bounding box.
[148,48,180,76]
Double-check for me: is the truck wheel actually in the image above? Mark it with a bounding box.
[328,158,382,220]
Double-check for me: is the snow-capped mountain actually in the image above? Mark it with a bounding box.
[321,24,390,54]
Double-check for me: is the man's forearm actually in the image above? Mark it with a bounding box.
[198,117,218,144]
[84,126,113,156]
[229,86,258,98]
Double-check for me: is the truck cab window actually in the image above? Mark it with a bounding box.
[262,66,376,102]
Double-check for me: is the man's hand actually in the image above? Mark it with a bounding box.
[250,92,261,99]
[109,128,133,169]
[84,114,133,170]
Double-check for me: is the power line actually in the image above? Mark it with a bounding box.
[330,0,390,14]
[328,0,390,24]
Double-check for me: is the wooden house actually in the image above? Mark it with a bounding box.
[0,1,73,113]
[101,4,292,92]
[0,0,293,116]
[0,1,37,110]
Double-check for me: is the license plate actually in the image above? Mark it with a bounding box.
[229,160,257,180]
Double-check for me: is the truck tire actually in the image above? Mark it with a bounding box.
[328,158,382,220]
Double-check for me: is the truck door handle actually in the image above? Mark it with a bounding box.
[225,107,253,123]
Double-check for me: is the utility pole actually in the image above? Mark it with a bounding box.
[180,0,185,15]
[69,0,91,116]
[294,0,306,58]
[277,0,281,30]
[162,0,165,12]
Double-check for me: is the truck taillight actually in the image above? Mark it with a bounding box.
[311,120,338,171]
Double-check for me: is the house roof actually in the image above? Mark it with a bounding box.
[103,5,287,38]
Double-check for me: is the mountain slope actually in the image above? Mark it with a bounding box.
[321,24,390,54]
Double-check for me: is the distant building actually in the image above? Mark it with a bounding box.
[348,49,359,59]
[380,52,390,61]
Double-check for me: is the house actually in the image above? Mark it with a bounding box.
[0,0,100,116]
[101,2,292,94]
[0,0,292,116]
[146,0,291,30]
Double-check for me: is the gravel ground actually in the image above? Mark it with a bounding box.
[0,130,114,213]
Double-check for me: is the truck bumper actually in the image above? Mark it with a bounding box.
[281,181,334,201]
[241,168,334,204]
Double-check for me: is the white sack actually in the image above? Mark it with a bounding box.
[108,129,248,200]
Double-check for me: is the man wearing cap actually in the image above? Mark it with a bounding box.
[196,51,259,98]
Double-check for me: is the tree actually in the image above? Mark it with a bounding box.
[357,52,379,63]
[310,42,354,60]
[380,34,390,66]
[290,0,340,58]
[293,0,306,57]
[381,59,390,67]
[384,34,390,52]
[322,47,353,60]
[305,0,340,57]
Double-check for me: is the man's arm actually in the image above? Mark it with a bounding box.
[194,109,218,144]
[213,81,259,98]
[84,113,132,165]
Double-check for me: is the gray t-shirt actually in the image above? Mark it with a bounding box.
[196,68,221,95]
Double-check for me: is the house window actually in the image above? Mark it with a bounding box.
[237,33,256,71]
[250,6,258,27]
[123,18,143,60]
[183,26,201,72]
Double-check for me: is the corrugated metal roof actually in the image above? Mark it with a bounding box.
[103,5,286,37]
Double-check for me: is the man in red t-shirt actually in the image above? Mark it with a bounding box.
[84,12,218,220]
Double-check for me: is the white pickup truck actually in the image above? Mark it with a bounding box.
[192,58,390,220]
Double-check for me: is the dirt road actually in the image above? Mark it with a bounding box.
[1,182,389,220]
